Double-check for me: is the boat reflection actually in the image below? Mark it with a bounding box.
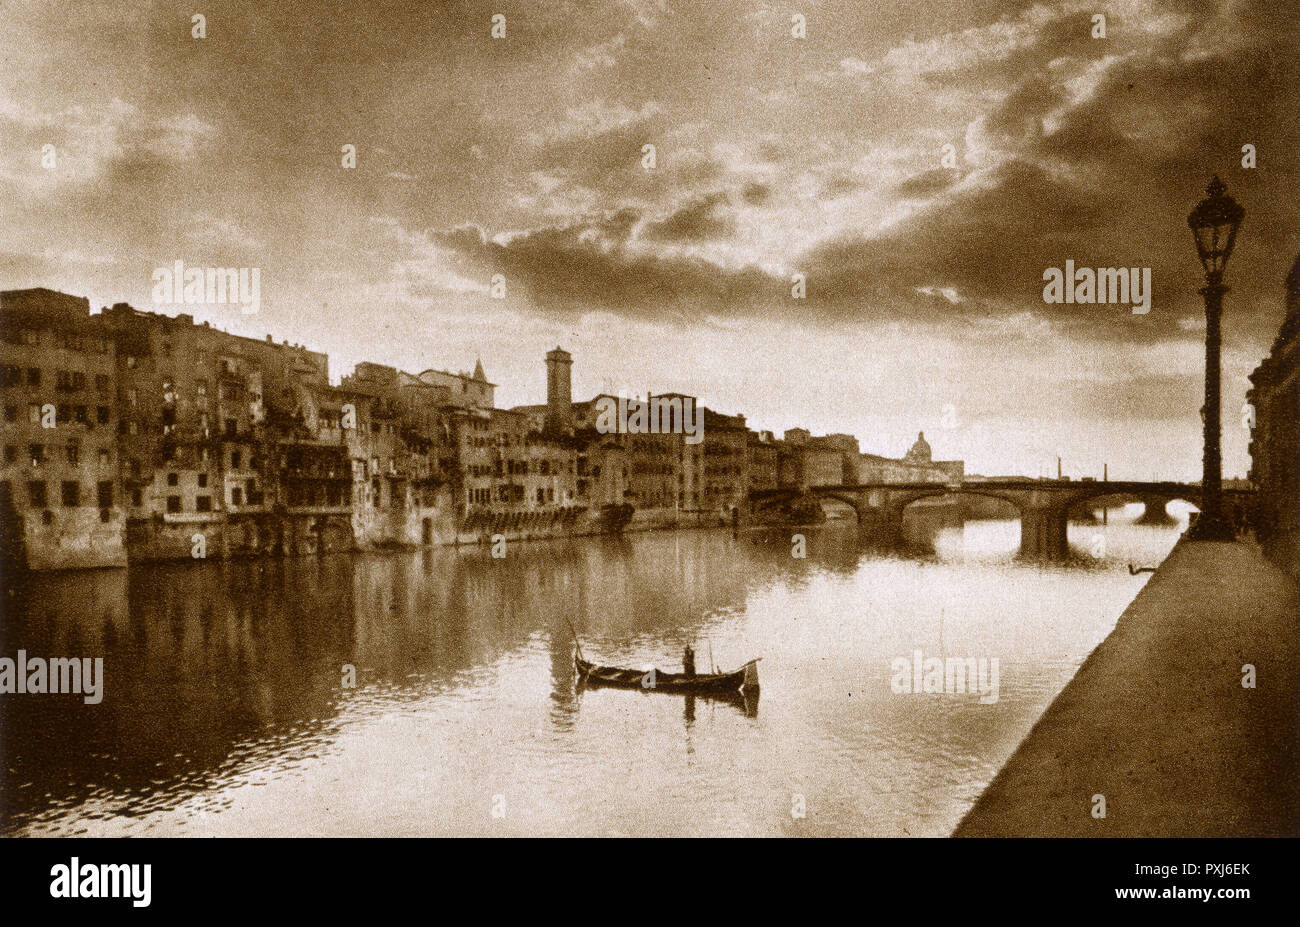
[575,674,759,719]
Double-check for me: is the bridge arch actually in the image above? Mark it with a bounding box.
[1064,487,1200,525]
[892,488,1026,517]
[749,490,799,515]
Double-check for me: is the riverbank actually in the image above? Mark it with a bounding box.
[954,538,1300,837]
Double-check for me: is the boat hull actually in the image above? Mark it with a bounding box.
[575,654,757,694]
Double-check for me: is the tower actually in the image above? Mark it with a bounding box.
[544,346,573,435]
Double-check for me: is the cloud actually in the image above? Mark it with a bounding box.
[641,192,736,241]
[429,208,781,318]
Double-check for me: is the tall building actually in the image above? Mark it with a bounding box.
[746,430,779,492]
[701,407,749,514]
[544,346,574,436]
[1,289,125,569]
[1247,252,1300,579]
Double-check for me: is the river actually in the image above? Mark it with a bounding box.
[0,505,1190,836]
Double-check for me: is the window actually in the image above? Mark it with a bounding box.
[97,481,113,509]
[97,406,110,424]
[66,442,79,466]
[167,472,178,486]
[97,449,110,467]
[28,368,41,387]
[61,481,79,507]
[166,495,181,513]
[126,388,137,409]
[230,487,242,506]
[195,495,212,512]
[3,446,15,464]
[28,481,46,507]
[74,405,88,424]
[197,473,208,488]
[29,444,44,465]
[28,403,41,424]
[94,374,108,394]
[131,488,142,507]
[3,404,14,422]
[20,329,38,346]
[231,451,241,469]
[0,365,20,387]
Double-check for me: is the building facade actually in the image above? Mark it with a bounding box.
[4,288,979,569]
[1247,253,1300,579]
[1,289,125,569]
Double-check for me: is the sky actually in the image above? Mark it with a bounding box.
[2,0,1297,479]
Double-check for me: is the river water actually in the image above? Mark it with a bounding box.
[0,506,1189,837]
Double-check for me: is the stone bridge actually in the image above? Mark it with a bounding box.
[750,480,1257,560]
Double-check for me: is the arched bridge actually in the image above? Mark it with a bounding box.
[750,480,1256,559]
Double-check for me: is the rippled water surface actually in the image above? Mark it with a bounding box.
[0,506,1189,836]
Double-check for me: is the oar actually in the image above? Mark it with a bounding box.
[563,615,586,664]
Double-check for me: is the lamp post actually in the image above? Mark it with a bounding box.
[1186,175,1244,540]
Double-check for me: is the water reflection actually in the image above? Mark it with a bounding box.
[1,508,1185,836]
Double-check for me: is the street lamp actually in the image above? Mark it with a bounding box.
[1186,175,1244,540]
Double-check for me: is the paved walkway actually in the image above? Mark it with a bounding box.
[955,540,1300,837]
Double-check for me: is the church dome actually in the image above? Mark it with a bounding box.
[905,430,932,462]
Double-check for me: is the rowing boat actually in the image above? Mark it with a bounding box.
[575,651,760,694]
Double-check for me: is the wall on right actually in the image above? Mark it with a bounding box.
[1247,253,1300,581]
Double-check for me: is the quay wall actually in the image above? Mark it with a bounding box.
[954,538,1300,837]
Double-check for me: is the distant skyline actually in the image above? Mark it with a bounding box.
[3,0,1297,479]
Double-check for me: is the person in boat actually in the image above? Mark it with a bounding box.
[683,643,696,676]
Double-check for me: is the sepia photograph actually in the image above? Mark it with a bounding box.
[0,0,1296,907]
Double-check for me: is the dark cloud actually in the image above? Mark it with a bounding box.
[642,191,735,241]
[894,169,960,199]
[432,210,780,318]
